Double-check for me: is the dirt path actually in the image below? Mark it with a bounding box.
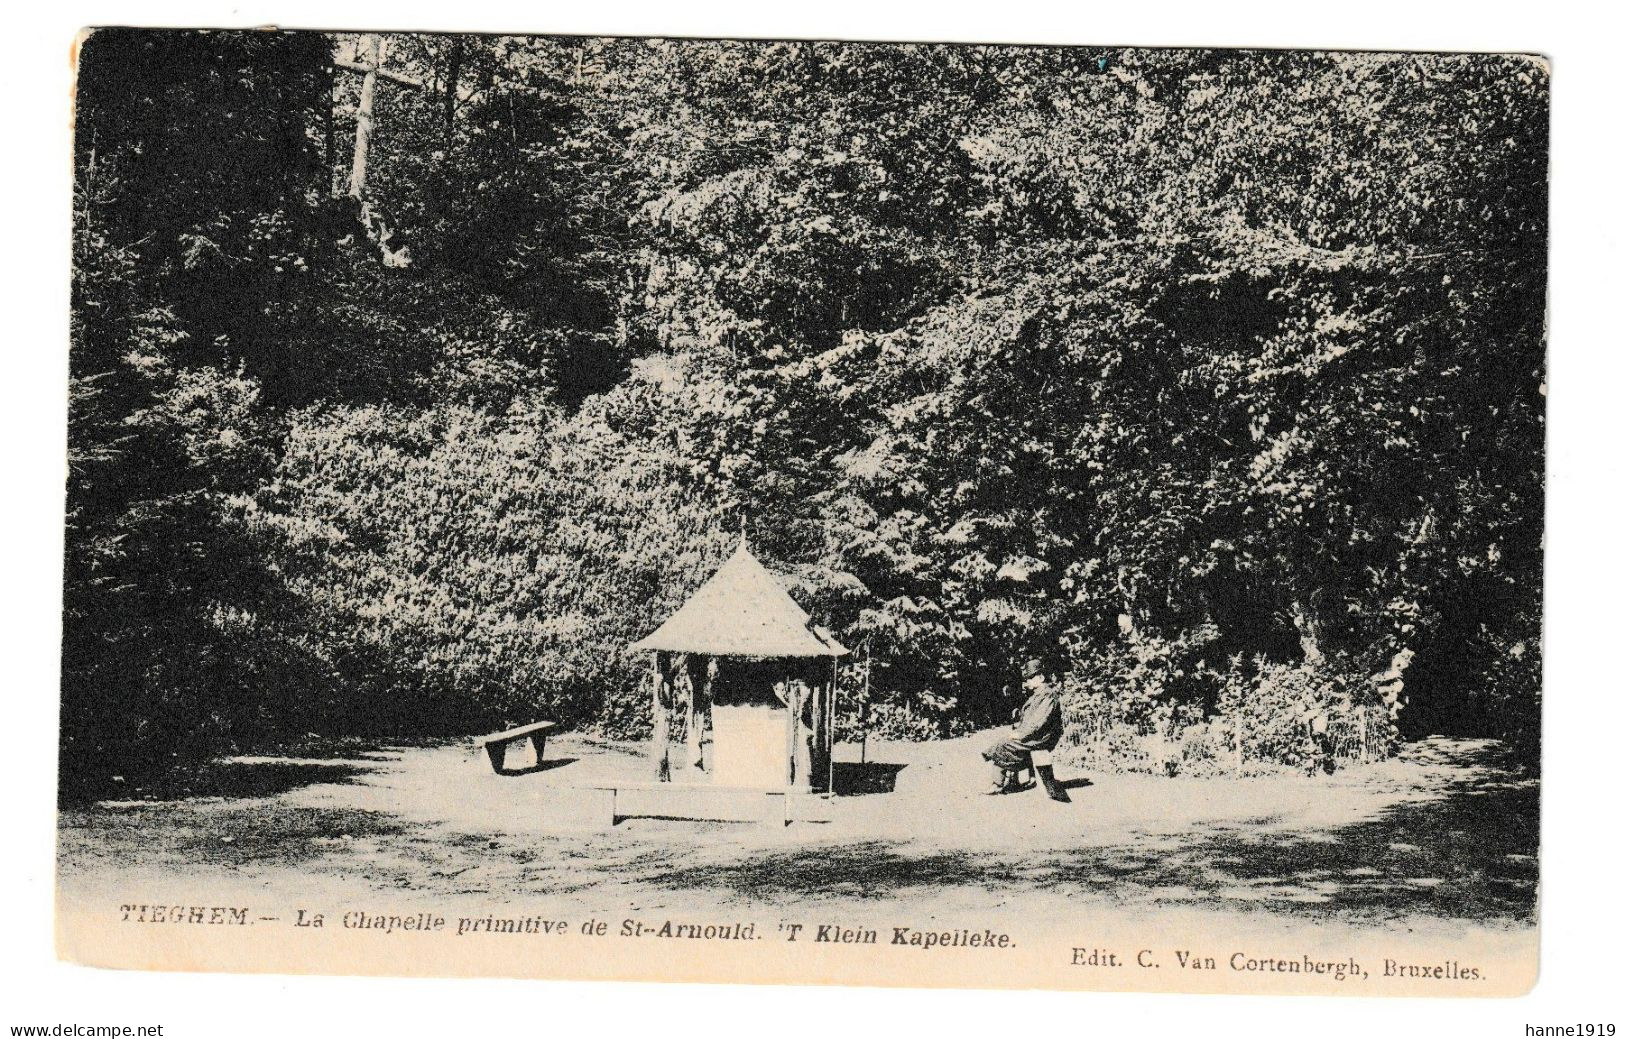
[58,731,1537,936]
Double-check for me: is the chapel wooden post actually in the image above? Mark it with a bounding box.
[826,657,839,794]
[785,671,814,792]
[807,668,827,793]
[783,670,798,788]
[651,651,672,782]
[684,654,715,772]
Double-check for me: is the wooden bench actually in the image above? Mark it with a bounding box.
[474,721,558,774]
[582,783,833,829]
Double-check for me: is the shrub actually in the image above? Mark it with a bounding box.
[858,701,952,741]
[1212,656,1397,775]
[1057,628,1398,776]
[1477,621,1541,769]
[1057,627,1216,774]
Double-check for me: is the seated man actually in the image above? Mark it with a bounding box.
[982,657,1068,800]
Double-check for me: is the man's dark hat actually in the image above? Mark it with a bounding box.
[1020,656,1046,680]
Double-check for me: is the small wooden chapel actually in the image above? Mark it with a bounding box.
[630,537,847,793]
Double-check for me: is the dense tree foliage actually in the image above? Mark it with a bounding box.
[65,31,1546,791]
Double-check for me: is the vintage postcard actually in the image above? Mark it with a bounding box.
[59,28,1547,995]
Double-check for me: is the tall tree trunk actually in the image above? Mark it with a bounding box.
[347,35,386,200]
[1290,599,1323,665]
[324,59,336,195]
[442,37,463,148]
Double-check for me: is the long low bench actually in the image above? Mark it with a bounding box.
[582,783,832,829]
[473,721,557,774]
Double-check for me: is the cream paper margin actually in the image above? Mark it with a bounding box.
[58,890,1537,996]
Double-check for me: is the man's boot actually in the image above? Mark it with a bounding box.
[1032,751,1070,802]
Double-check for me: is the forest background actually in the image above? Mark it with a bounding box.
[64,31,1547,794]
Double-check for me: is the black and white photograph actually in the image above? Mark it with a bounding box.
[53,25,1549,998]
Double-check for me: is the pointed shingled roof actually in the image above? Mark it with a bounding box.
[630,539,849,658]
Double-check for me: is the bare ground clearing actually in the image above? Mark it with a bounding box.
[57,732,1537,936]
